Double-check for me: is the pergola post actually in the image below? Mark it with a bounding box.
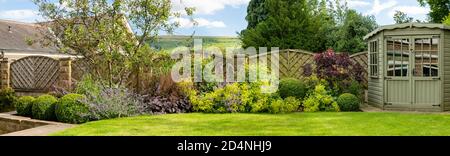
[58,58,72,91]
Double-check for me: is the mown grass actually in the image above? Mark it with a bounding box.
[53,112,450,136]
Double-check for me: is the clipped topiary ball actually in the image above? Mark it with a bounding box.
[337,93,360,112]
[32,94,58,120]
[15,96,35,117]
[279,78,306,100]
[55,93,90,124]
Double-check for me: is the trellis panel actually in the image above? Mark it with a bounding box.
[350,52,369,85]
[10,56,59,92]
[247,49,368,81]
[278,49,315,79]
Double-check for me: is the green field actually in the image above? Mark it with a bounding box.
[152,35,241,52]
[53,112,450,136]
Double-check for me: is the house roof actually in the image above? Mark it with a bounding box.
[364,23,450,40]
[0,19,59,54]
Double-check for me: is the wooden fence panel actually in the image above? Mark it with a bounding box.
[254,49,368,83]
[278,49,315,79]
[10,56,59,92]
[350,52,369,85]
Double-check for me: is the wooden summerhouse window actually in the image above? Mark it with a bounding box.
[413,37,439,77]
[369,40,379,77]
[386,38,410,77]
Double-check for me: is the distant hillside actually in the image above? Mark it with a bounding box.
[152,35,242,52]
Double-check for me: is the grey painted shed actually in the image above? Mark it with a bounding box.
[364,23,450,111]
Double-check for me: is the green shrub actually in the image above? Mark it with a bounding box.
[269,97,300,114]
[268,99,284,114]
[195,83,247,113]
[346,81,363,99]
[303,76,329,94]
[337,93,360,112]
[75,74,102,96]
[303,84,340,112]
[55,94,90,124]
[279,78,306,99]
[0,88,17,112]
[15,96,35,116]
[32,94,58,120]
[248,96,270,113]
[186,81,274,113]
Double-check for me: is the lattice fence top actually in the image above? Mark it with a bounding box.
[350,52,369,84]
[248,49,368,81]
[11,56,59,92]
[277,50,315,79]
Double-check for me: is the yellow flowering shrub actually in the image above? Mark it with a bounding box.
[303,84,340,112]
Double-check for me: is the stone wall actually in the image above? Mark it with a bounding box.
[0,114,48,134]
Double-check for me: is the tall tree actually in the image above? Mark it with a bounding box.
[240,0,377,53]
[245,0,267,29]
[310,0,338,50]
[418,0,450,23]
[333,10,377,53]
[240,0,320,51]
[33,0,192,87]
[393,11,415,24]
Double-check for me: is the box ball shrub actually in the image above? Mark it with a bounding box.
[337,93,360,112]
[0,88,17,112]
[32,94,58,120]
[279,78,306,100]
[15,96,35,117]
[55,93,90,124]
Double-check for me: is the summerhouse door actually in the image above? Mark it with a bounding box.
[411,36,441,110]
[384,36,441,110]
[385,37,412,109]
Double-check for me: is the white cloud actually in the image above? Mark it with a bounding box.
[346,0,371,8]
[389,6,429,16]
[366,0,398,15]
[172,17,226,28]
[172,0,250,15]
[387,6,430,22]
[0,9,41,23]
[195,18,226,28]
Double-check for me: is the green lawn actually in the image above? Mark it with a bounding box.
[52,112,450,136]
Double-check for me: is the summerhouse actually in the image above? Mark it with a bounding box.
[364,23,450,111]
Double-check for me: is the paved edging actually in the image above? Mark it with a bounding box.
[0,112,74,136]
[360,103,384,112]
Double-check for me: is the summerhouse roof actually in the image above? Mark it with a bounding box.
[0,19,59,54]
[364,23,450,40]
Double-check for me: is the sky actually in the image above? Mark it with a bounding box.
[0,0,431,37]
